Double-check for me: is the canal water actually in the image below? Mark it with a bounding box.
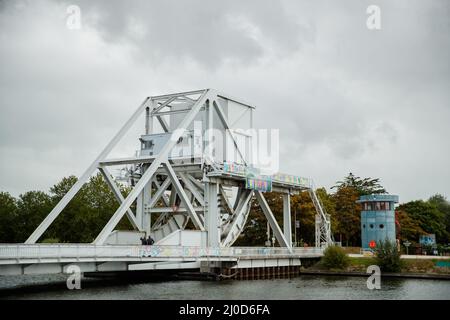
[0,274,449,300]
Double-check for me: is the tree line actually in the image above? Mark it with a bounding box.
[0,174,132,243]
[236,173,450,247]
[0,172,449,247]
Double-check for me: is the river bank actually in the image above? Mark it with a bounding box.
[302,256,450,279]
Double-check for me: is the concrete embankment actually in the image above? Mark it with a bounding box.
[300,270,450,280]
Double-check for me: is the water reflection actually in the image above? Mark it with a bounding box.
[0,274,449,300]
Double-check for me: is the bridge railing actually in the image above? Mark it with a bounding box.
[0,244,323,261]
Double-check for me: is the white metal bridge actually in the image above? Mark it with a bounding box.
[0,89,332,277]
[0,244,322,275]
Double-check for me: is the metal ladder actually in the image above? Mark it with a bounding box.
[308,181,334,247]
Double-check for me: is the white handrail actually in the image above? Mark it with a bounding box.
[0,244,323,260]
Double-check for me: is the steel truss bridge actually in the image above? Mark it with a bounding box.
[0,89,332,277]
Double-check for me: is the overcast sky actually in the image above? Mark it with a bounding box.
[0,0,449,202]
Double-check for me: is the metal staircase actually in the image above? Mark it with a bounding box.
[308,181,334,247]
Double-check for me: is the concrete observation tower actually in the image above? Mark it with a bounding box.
[357,194,399,250]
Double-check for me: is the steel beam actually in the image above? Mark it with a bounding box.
[255,191,291,249]
[283,193,292,247]
[152,178,170,206]
[213,100,247,165]
[151,89,206,101]
[98,167,139,230]
[219,185,234,215]
[221,190,253,246]
[93,90,210,244]
[153,108,192,117]
[163,162,205,231]
[157,115,170,132]
[206,182,220,247]
[148,177,171,208]
[146,207,204,213]
[99,155,156,166]
[179,172,205,206]
[151,96,177,114]
[186,173,205,192]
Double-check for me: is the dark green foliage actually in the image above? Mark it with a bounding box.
[332,172,386,196]
[235,189,334,247]
[0,192,18,243]
[0,173,132,243]
[374,239,402,272]
[397,200,448,244]
[16,191,53,242]
[428,194,450,244]
[330,173,387,246]
[321,245,350,270]
[332,186,361,246]
[396,209,425,243]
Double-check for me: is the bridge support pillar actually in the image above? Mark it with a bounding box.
[206,182,220,247]
[136,178,152,234]
[283,193,292,247]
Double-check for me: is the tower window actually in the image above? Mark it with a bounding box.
[379,224,384,229]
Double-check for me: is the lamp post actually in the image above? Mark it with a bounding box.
[404,240,411,255]
[265,221,271,247]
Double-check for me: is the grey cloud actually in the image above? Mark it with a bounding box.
[65,0,309,68]
[0,0,449,202]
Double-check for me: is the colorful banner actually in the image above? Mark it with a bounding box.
[222,161,309,188]
[223,162,247,175]
[245,175,272,192]
[271,173,310,187]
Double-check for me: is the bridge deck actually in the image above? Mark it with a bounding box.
[0,245,322,276]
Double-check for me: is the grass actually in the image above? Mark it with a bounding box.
[308,256,450,274]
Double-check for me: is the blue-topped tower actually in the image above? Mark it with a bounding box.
[357,194,399,249]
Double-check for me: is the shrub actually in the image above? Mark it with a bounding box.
[41,238,60,243]
[321,245,350,270]
[374,239,403,272]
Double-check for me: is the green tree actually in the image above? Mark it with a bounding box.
[0,192,19,242]
[374,239,402,272]
[321,245,350,270]
[46,175,88,242]
[428,194,450,244]
[332,172,386,195]
[236,188,334,247]
[47,174,132,243]
[235,197,268,246]
[332,186,361,246]
[331,174,387,247]
[16,191,54,242]
[395,209,425,243]
[397,200,448,244]
[291,191,316,246]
